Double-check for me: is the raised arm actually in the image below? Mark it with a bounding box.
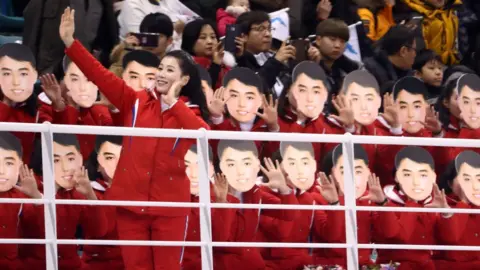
[59,7,136,113]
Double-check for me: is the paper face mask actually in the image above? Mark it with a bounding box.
[454,151,480,206]
[456,74,480,129]
[218,140,260,192]
[0,132,23,192]
[332,144,370,199]
[122,50,160,92]
[53,139,83,190]
[0,44,37,103]
[393,77,428,134]
[289,61,328,119]
[342,70,381,126]
[223,68,263,123]
[184,146,215,196]
[97,141,122,181]
[280,142,316,191]
[394,146,436,202]
[64,61,99,108]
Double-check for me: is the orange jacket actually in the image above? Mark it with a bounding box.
[358,5,395,41]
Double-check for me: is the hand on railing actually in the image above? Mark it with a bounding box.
[213,173,228,203]
[260,158,290,194]
[316,172,339,204]
[15,165,42,199]
[360,173,386,204]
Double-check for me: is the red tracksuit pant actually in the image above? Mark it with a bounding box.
[116,208,188,270]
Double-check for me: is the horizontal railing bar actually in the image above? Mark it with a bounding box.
[210,203,347,210]
[57,239,205,247]
[0,239,52,244]
[358,243,480,251]
[0,198,48,204]
[55,199,202,208]
[355,205,480,214]
[0,122,49,132]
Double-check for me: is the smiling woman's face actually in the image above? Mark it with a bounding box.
[156,56,184,95]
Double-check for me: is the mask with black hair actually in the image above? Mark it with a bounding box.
[0,43,38,103]
[223,67,263,123]
[342,70,381,126]
[394,146,436,201]
[452,150,480,206]
[279,141,316,191]
[94,135,123,181]
[122,50,160,92]
[289,61,329,119]
[53,134,83,190]
[63,56,99,108]
[392,76,429,134]
[0,132,23,192]
[184,144,215,195]
[456,74,480,129]
[331,144,370,198]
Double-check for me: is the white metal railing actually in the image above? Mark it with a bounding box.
[0,122,479,270]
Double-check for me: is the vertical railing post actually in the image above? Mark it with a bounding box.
[342,133,359,270]
[41,123,58,270]
[196,128,213,270]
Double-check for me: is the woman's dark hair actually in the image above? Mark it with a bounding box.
[438,160,457,195]
[86,150,102,181]
[277,77,294,120]
[181,19,218,56]
[164,50,209,121]
[435,79,458,129]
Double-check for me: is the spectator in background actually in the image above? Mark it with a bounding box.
[217,0,250,37]
[402,0,462,65]
[22,0,117,75]
[413,49,444,102]
[117,0,194,50]
[109,12,173,77]
[313,19,361,96]
[235,11,294,95]
[364,25,415,92]
[356,0,395,41]
[181,19,229,88]
[250,0,288,12]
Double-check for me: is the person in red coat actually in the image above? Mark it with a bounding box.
[375,77,443,186]
[314,144,386,268]
[215,139,299,270]
[60,7,211,270]
[435,74,480,174]
[209,67,279,159]
[0,132,43,270]
[340,70,403,170]
[435,150,480,270]
[259,141,326,270]
[216,0,250,37]
[376,146,458,270]
[82,135,124,270]
[276,61,355,163]
[20,133,107,270]
[0,43,41,165]
[38,57,114,160]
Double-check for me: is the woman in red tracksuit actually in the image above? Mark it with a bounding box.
[276,61,355,163]
[313,144,383,268]
[181,19,230,89]
[375,146,458,270]
[0,43,49,165]
[82,135,124,270]
[60,7,210,270]
[38,60,114,160]
[375,77,442,186]
[0,132,43,270]
[21,133,107,270]
[435,151,480,270]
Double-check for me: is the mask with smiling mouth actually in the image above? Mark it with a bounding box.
[453,150,480,206]
[0,132,23,192]
[456,74,480,130]
[279,141,317,191]
[223,68,263,124]
[0,43,37,104]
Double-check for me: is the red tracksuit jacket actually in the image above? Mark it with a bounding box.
[0,101,42,165]
[259,189,327,270]
[214,185,298,270]
[20,189,107,270]
[277,110,347,162]
[182,194,235,270]
[38,102,114,160]
[375,128,435,187]
[216,8,237,37]
[193,56,229,89]
[376,186,458,270]
[311,195,379,268]
[65,40,210,217]
[434,199,480,270]
[0,189,38,270]
[82,180,124,270]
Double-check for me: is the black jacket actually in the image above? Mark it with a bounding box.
[236,51,287,92]
[363,51,413,93]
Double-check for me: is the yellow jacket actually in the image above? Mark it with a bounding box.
[358,4,395,41]
[403,0,462,65]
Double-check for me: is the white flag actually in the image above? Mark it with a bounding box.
[164,0,201,23]
[269,8,290,42]
[343,22,362,63]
